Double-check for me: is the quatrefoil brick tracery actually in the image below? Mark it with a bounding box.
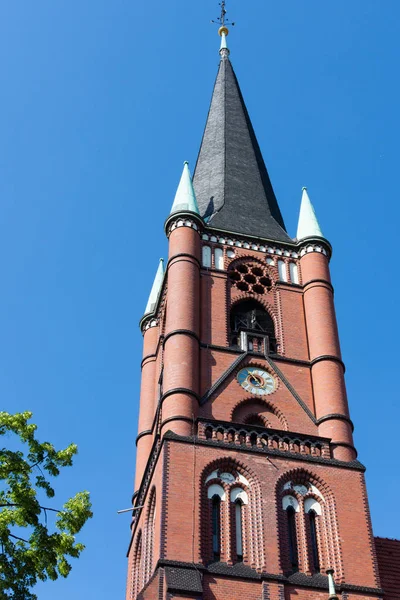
[229,263,272,294]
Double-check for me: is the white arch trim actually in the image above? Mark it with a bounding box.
[207,484,226,501]
[304,498,322,515]
[230,487,249,505]
[205,470,219,484]
[282,495,300,512]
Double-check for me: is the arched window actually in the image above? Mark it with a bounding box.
[230,300,277,353]
[144,490,156,583]
[278,260,287,282]
[278,477,340,578]
[282,496,299,573]
[287,506,299,572]
[203,468,260,567]
[289,262,299,284]
[212,495,221,561]
[215,248,224,270]
[235,500,243,561]
[304,497,322,573]
[202,246,211,267]
[308,509,320,573]
[132,530,143,599]
[230,487,248,563]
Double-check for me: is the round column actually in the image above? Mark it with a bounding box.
[134,324,159,492]
[161,217,201,437]
[301,245,355,461]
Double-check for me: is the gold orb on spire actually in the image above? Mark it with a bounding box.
[218,25,229,37]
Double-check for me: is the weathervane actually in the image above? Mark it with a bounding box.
[211,1,235,32]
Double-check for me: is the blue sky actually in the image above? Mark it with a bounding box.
[1,1,399,597]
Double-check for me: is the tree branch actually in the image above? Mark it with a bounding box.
[0,503,61,513]
[9,533,29,544]
[28,453,49,470]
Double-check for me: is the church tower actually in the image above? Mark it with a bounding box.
[126,19,396,600]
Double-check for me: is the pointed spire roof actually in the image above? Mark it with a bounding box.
[144,258,165,316]
[170,161,200,216]
[296,187,323,240]
[192,32,291,243]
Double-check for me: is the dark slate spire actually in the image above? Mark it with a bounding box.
[193,31,291,243]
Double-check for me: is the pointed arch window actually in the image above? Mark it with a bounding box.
[132,530,143,600]
[234,500,243,561]
[308,509,320,573]
[282,496,299,573]
[211,495,221,561]
[278,479,335,578]
[144,490,156,583]
[287,506,299,572]
[304,497,322,573]
[230,487,248,563]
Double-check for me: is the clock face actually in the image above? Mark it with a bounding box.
[237,367,276,396]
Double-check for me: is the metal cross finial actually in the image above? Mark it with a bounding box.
[220,0,227,26]
[211,0,235,29]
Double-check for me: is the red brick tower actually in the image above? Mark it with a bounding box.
[126,25,399,600]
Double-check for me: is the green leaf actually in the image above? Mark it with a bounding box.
[0,411,92,599]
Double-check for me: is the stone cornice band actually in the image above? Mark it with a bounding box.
[167,252,201,270]
[161,388,201,404]
[310,354,346,372]
[303,279,334,294]
[136,429,152,445]
[316,413,354,432]
[161,415,194,429]
[163,329,200,346]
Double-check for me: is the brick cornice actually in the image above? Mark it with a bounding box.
[154,560,383,595]
[163,431,366,472]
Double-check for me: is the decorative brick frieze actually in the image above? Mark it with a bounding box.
[164,432,366,471]
[166,216,203,238]
[197,419,331,460]
[201,231,299,260]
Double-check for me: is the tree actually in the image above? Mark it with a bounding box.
[0,411,93,599]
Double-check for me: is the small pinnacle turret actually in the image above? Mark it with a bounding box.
[170,161,200,216]
[296,187,323,240]
[144,258,164,316]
